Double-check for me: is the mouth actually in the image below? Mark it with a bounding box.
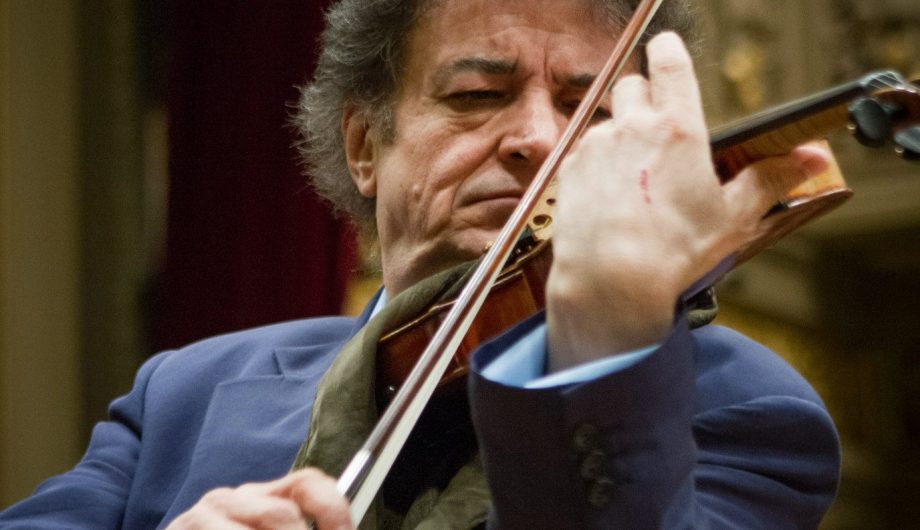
[456,191,523,229]
[459,189,524,209]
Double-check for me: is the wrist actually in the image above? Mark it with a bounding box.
[545,265,675,371]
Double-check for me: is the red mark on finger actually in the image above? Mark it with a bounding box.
[640,170,651,204]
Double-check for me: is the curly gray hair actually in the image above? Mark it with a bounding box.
[293,0,696,241]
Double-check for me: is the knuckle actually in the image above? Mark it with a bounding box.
[292,466,328,483]
[289,473,338,505]
[168,509,210,530]
[653,115,695,142]
[260,501,303,524]
[201,487,234,507]
[656,57,685,76]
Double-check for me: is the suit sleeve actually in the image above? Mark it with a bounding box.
[0,352,170,529]
[468,312,839,529]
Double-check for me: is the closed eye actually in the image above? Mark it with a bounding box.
[592,107,613,121]
[563,100,612,122]
[445,90,509,110]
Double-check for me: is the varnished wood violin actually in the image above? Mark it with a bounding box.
[327,0,920,523]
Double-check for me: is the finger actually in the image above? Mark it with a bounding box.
[224,484,312,530]
[723,145,830,218]
[646,32,703,119]
[274,468,354,530]
[611,73,651,119]
[169,511,251,530]
[168,487,283,530]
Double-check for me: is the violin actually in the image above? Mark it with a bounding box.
[330,0,920,523]
[377,70,920,403]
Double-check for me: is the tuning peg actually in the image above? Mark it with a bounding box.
[848,97,897,148]
[894,126,920,161]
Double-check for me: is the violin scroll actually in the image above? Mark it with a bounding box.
[849,73,920,159]
[848,97,898,148]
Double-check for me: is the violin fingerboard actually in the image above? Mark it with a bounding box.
[712,104,850,179]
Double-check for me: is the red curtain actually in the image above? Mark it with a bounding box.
[156,0,352,350]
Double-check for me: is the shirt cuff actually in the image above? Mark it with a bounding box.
[480,322,658,389]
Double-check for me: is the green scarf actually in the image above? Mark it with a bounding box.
[290,259,719,529]
[290,262,489,529]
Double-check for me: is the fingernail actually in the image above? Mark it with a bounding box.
[803,156,828,175]
[797,150,829,175]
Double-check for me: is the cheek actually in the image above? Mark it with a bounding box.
[396,134,493,211]
[375,143,442,232]
[425,131,497,193]
[380,112,501,230]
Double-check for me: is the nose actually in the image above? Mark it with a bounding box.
[498,91,565,169]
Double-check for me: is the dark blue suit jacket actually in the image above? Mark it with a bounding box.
[0,303,839,528]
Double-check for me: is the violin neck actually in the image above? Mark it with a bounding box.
[710,71,903,179]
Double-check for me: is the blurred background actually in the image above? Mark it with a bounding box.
[1,0,918,527]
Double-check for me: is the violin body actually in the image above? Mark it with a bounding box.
[377,239,552,405]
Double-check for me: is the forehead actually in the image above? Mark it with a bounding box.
[406,0,618,78]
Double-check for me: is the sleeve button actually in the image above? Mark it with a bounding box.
[572,423,601,453]
[579,449,607,480]
[587,477,615,508]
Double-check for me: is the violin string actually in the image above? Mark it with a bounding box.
[869,72,904,91]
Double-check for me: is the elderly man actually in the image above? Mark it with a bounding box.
[0,0,839,528]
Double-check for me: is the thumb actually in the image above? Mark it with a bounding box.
[723,144,831,218]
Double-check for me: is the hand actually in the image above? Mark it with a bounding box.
[166,468,354,530]
[545,32,829,370]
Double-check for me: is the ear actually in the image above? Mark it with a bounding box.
[343,106,378,198]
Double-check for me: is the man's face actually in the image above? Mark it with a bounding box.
[349,0,619,295]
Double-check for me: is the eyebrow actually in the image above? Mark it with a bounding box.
[431,57,517,89]
[430,56,599,91]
